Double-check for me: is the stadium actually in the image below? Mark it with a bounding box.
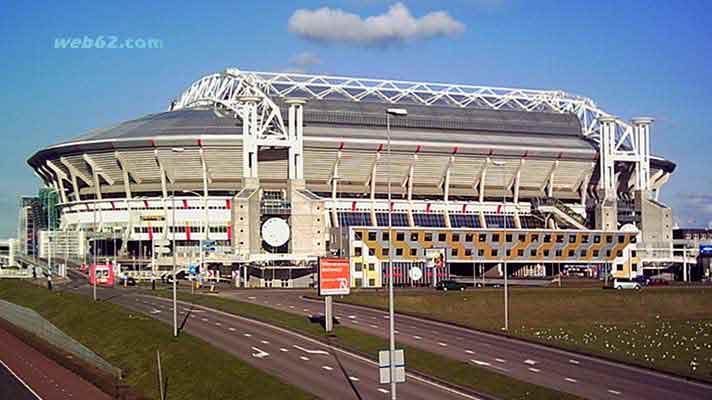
[25,68,678,287]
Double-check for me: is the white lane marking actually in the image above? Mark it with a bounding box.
[565,377,578,383]
[524,359,538,365]
[471,359,491,366]
[568,359,580,365]
[348,315,357,319]
[608,389,622,395]
[215,322,221,326]
[251,347,269,359]
[394,330,399,334]
[438,342,448,347]
[303,309,310,312]
[413,335,422,340]
[293,344,329,355]
[260,340,270,344]
[322,366,333,371]
[0,359,43,400]
[280,348,289,352]
[156,295,481,400]
[465,350,474,355]
[150,309,161,314]
[370,324,378,329]
[247,296,256,300]
[277,303,281,306]
[528,367,541,373]
[495,358,506,363]
[300,356,310,361]
[349,376,360,381]
[201,318,209,322]
[289,305,295,309]
[378,388,389,394]
[243,333,252,337]
[352,320,359,324]
[228,327,236,332]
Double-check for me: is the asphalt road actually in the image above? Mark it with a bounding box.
[220,289,712,400]
[77,285,478,400]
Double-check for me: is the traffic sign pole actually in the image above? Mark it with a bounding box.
[325,296,333,332]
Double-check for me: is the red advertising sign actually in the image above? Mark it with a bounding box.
[319,258,350,296]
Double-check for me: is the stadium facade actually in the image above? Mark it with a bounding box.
[26,69,679,287]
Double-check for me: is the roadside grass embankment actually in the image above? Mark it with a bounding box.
[342,287,712,382]
[0,281,315,400]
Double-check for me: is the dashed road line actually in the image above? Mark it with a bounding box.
[299,356,310,361]
[564,377,578,383]
[608,389,621,395]
[465,350,474,355]
[413,335,422,340]
[524,359,538,366]
[322,366,333,371]
[438,342,448,347]
[349,376,360,382]
[378,388,389,394]
[495,358,506,363]
[569,359,580,365]
[528,367,541,373]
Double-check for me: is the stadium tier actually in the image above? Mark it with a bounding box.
[26,69,676,287]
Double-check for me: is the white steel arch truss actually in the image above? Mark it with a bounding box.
[174,69,636,149]
[173,69,653,193]
[172,70,288,140]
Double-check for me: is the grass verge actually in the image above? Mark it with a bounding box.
[0,281,315,400]
[341,287,712,382]
[148,287,581,400]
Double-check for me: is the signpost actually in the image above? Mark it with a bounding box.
[378,349,405,384]
[154,239,171,256]
[318,258,350,333]
[700,244,712,256]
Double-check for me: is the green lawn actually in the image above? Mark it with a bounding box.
[0,281,315,400]
[148,287,581,400]
[341,287,712,382]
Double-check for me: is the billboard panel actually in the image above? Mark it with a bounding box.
[319,258,350,296]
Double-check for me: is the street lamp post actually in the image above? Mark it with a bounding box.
[182,190,207,295]
[93,203,97,301]
[491,160,509,331]
[386,108,407,400]
[171,193,178,337]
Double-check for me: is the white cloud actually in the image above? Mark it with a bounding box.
[290,51,321,67]
[288,2,465,46]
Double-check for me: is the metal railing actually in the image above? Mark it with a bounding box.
[0,299,122,379]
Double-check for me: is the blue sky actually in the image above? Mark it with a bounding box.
[0,0,711,236]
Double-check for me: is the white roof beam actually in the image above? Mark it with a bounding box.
[114,151,133,199]
[541,160,560,197]
[45,161,69,203]
[476,157,490,202]
[83,154,115,186]
[114,151,143,184]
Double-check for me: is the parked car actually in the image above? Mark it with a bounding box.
[435,280,467,291]
[612,278,642,290]
[647,278,670,286]
[118,276,136,286]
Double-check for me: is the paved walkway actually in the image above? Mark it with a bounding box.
[0,326,112,400]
